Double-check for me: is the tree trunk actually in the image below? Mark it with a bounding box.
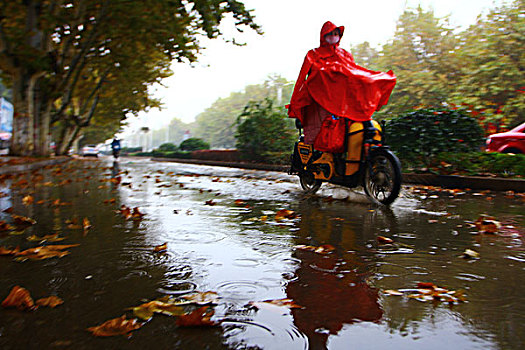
[9,70,34,156]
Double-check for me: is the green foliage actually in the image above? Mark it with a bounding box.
[406,152,525,178]
[453,0,525,127]
[358,1,524,127]
[151,149,191,158]
[193,75,294,148]
[385,108,485,163]
[158,143,178,152]
[179,138,210,151]
[235,98,296,164]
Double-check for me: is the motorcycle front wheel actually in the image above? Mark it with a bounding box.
[363,149,402,205]
[299,171,322,194]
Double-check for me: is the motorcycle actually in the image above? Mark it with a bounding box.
[289,117,402,205]
[112,147,120,159]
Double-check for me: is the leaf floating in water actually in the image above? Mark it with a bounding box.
[0,246,19,255]
[83,218,92,233]
[275,209,297,221]
[474,215,501,234]
[461,249,480,259]
[15,244,79,261]
[377,236,394,244]
[250,298,303,309]
[295,244,335,254]
[22,195,34,206]
[153,242,167,253]
[131,207,145,221]
[1,286,37,311]
[0,221,14,231]
[181,291,220,305]
[26,233,65,243]
[87,315,143,337]
[383,283,467,304]
[12,215,36,226]
[36,296,64,308]
[176,306,219,327]
[131,300,185,320]
[205,200,216,206]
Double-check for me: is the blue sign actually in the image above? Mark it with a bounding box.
[0,97,13,134]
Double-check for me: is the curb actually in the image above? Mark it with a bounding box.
[0,157,72,175]
[151,157,524,192]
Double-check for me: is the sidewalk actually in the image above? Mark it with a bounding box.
[151,157,525,192]
[0,156,71,175]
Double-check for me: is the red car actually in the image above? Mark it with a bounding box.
[486,122,525,154]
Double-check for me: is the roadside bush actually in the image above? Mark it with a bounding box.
[151,149,191,158]
[385,108,485,163]
[158,143,178,152]
[179,138,210,151]
[235,98,296,163]
[406,151,525,178]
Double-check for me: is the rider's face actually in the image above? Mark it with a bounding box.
[325,30,340,44]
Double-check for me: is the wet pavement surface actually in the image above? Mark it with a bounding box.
[0,156,523,349]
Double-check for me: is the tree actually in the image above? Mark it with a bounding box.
[179,138,210,151]
[235,98,296,163]
[454,0,524,127]
[372,7,460,119]
[193,75,293,148]
[0,0,260,156]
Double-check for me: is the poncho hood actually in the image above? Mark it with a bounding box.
[288,21,397,123]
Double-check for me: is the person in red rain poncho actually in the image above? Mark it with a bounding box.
[288,21,397,145]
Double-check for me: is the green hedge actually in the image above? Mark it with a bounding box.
[385,108,485,161]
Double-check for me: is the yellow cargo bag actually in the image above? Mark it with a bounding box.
[345,120,382,176]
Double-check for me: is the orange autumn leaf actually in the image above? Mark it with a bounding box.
[181,291,220,305]
[0,246,19,256]
[295,244,335,254]
[12,214,36,226]
[377,236,394,244]
[22,195,34,205]
[275,209,296,221]
[153,242,167,253]
[131,207,145,221]
[1,286,37,311]
[83,218,92,232]
[36,296,64,308]
[176,306,219,327]
[87,315,143,337]
[26,233,65,242]
[252,298,303,309]
[234,199,246,206]
[417,282,437,289]
[0,220,14,231]
[474,215,501,234]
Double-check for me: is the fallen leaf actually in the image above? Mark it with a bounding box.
[1,286,37,311]
[275,209,296,221]
[36,296,64,308]
[12,215,36,226]
[176,306,219,327]
[462,249,480,259]
[153,242,167,253]
[22,195,34,206]
[83,218,92,233]
[383,289,404,296]
[295,244,335,254]
[474,215,501,234]
[87,315,143,337]
[26,233,65,243]
[181,291,220,305]
[417,282,437,289]
[251,298,303,309]
[377,236,394,244]
[0,221,14,231]
[234,199,246,206]
[205,200,216,206]
[132,300,185,320]
[0,246,19,255]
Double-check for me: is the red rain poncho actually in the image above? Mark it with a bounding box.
[288,21,396,123]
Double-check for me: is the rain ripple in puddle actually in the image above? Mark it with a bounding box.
[157,280,198,295]
[216,281,270,302]
[167,230,226,244]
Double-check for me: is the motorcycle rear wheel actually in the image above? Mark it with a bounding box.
[299,171,322,194]
[363,149,402,205]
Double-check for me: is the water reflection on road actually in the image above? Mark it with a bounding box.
[0,157,523,349]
